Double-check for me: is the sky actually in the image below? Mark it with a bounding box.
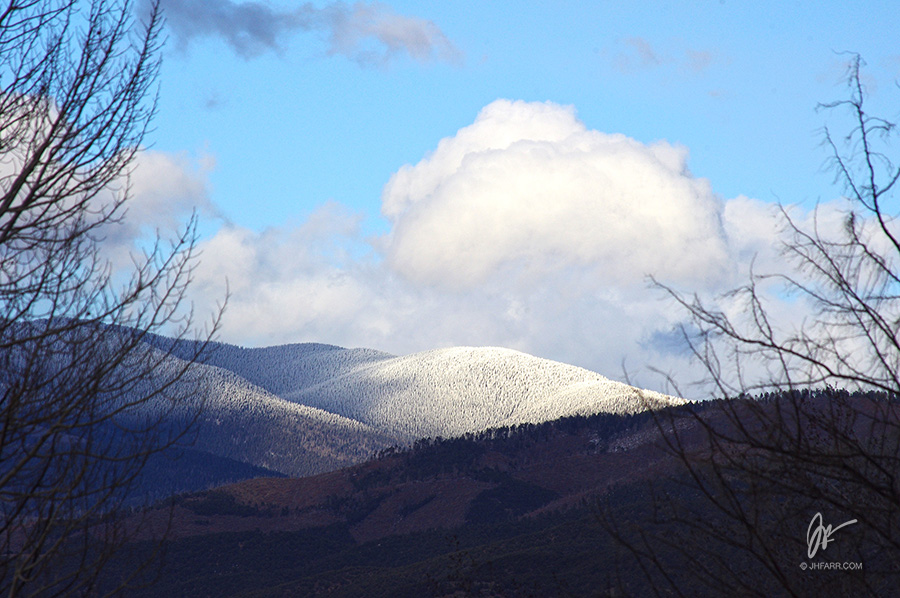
[121,0,900,395]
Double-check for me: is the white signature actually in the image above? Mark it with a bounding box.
[807,512,857,559]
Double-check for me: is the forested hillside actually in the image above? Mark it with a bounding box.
[105,390,900,597]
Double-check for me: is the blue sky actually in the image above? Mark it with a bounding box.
[127,0,900,394]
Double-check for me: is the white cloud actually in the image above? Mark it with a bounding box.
[98,150,215,268]
[381,99,730,290]
[125,151,214,231]
[0,102,214,270]
[188,202,395,346]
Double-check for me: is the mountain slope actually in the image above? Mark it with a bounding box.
[188,341,395,397]
[187,360,396,476]
[107,392,900,598]
[132,336,682,478]
[106,407,682,598]
[121,348,397,478]
[282,346,679,439]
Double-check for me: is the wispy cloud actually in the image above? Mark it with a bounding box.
[149,0,462,66]
[610,36,716,75]
[685,49,713,74]
[617,37,661,70]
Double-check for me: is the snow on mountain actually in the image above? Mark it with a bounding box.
[280,346,682,440]
[170,340,395,397]
[133,337,682,474]
[186,361,395,476]
[119,346,396,477]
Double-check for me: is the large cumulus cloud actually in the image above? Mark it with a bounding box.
[381,99,731,289]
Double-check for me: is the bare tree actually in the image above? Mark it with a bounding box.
[0,1,220,596]
[663,54,900,399]
[601,56,900,596]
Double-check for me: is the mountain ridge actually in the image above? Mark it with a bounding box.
[280,345,679,439]
[117,333,685,492]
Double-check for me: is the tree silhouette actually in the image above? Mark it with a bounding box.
[0,1,221,596]
[602,56,900,597]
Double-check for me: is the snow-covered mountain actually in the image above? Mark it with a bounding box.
[131,337,683,483]
[189,341,396,397]
[115,344,397,478]
[281,346,677,439]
